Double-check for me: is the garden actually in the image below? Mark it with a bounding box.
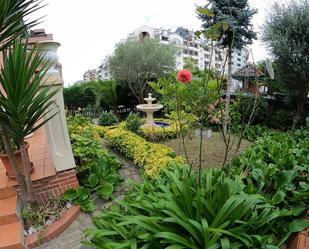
[0,0,308,249]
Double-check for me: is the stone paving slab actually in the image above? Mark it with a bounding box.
[35,142,141,249]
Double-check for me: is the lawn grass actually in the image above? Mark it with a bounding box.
[162,130,252,169]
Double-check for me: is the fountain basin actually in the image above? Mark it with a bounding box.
[154,121,171,127]
[136,93,163,128]
[136,104,163,112]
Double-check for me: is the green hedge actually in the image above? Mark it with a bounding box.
[98,126,184,178]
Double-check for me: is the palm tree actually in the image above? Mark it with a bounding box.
[0,40,58,204]
[82,80,119,114]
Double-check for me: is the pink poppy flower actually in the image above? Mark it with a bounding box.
[177,69,192,84]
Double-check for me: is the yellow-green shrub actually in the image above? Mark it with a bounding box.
[100,127,184,178]
[141,118,181,141]
[116,118,189,142]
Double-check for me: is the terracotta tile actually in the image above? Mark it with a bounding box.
[0,176,9,188]
[6,177,17,187]
[0,127,57,187]
[30,167,44,181]
[0,222,22,247]
[0,187,15,199]
[32,159,45,169]
[44,157,54,166]
[44,165,56,178]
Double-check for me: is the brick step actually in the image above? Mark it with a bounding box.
[0,222,25,249]
[0,194,19,226]
[0,187,16,199]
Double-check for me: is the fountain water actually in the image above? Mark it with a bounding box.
[136,93,163,128]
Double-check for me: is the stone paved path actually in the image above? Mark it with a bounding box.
[35,144,142,249]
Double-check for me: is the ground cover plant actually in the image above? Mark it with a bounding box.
[65,115,121,212]
[232,128,309,211]
[63,158,120,212]
[83,165,308,249]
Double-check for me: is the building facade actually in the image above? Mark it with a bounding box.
[96,56,112,80]
[83,69,97,82]
[97,25,249,91]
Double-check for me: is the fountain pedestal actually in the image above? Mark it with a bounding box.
[136,93,163,128]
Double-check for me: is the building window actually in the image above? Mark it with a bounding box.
[237,63,241,67]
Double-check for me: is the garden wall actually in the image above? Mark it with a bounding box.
[15,169,79,204]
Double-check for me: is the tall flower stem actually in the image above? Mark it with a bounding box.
[197,41,214,185]
[175,86,190,170]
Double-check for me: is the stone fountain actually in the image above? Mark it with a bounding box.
[136,93,163,128]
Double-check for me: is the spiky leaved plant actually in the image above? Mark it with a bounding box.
[0,39,58,204]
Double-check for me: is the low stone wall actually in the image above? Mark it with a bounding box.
[15,169,79,204]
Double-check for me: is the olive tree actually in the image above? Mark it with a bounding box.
[109,38,176,103]
[263,0,309,126]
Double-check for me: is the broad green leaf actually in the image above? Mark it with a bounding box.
[98,183,114,200]
[272,191,286,204]
[88,173,99,188]
[63,188,77,201]
[288,219,309,233]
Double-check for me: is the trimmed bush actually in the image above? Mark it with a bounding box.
[99,126,184,178]
[125,113,142,134]
[141,118,188,141]
[99,112,118,126]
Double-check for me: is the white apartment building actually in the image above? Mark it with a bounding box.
[96,56,112,80]
[83,69,97,82]
[97,25,249,91]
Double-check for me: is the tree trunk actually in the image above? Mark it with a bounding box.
[293,92,307,128]
[95,94,101,108]
[0,127,28,203]
[223,48,232,136]
[20,141,37,203]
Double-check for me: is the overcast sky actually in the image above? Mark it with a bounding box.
[34,0,276,86]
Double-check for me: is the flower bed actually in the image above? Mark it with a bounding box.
[98,126,184,178]
[26,205,80,248]
[66,115,121,212]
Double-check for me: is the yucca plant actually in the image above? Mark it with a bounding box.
[0,39,58,204]
[0,0,42,50]
[83,165,308,249]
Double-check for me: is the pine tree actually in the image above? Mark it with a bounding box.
[198,0,257,135]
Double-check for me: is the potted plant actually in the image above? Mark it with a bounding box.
[0,39,58,204]
[0,138,33,179]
